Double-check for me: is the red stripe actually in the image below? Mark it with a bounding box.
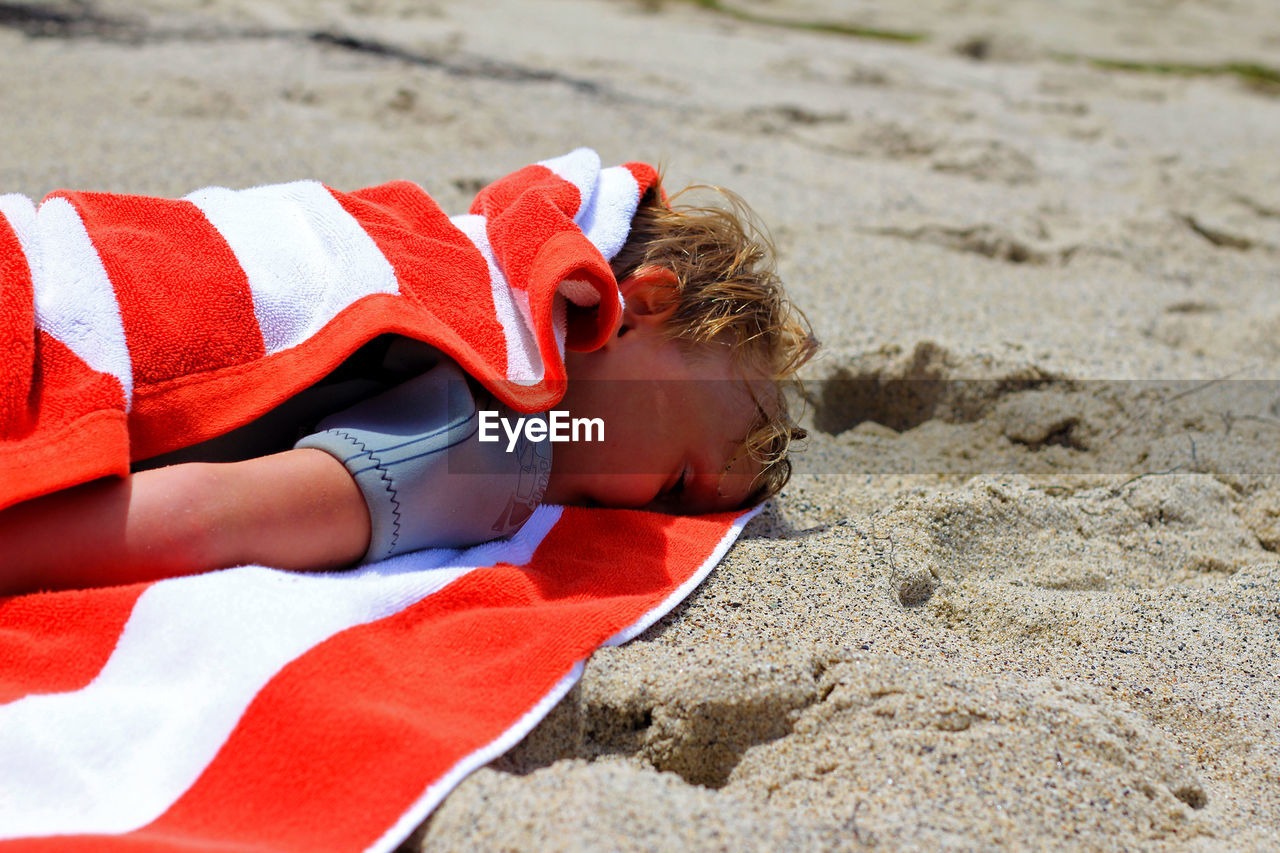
[474,165,583,300]
[0,213,35,437]
[52,192,265,388]
[327,183,509,380]
[13,509,737,852]
[0,584,147,704]
[622,161,661,201]
[1,332,128,509]
[467,163,580,222]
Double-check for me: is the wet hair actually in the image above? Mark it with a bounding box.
[610,183,819,504]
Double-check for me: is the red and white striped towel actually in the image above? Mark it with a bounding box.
[0,149,761,851]
[0,148,657,507]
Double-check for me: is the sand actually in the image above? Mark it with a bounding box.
[3,0,1278,849]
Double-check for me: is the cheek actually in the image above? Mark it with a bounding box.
[590,472,669,508]
[545,414,674,509]
[545,470,668,509]
[553,418,667,477]
[560,383,670,467]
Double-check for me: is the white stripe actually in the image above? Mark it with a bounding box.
[0,506,563,840]
[575,165,642,261]
[536,148,600,220]
[0,194,133,409]
[450,213,543,385]
[537,155,641,261]
[185,181,399,355]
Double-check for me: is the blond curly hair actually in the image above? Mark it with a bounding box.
[610,183,819,505]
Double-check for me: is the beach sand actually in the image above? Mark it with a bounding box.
[4,0,1278,848]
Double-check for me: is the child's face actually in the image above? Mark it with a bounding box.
[544,276,770,514]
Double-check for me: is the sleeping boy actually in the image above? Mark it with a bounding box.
[0,150,816,595]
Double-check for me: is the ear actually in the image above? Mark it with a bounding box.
[617,266,679,332]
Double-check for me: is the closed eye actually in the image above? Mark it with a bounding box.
[669,466,689,497]
[660,465,690,502]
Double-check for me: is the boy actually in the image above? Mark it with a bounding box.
[0,151,815,595]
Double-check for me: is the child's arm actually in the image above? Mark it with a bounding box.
[0,449,370,596]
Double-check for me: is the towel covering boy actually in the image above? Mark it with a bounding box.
[0,149,815,594]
